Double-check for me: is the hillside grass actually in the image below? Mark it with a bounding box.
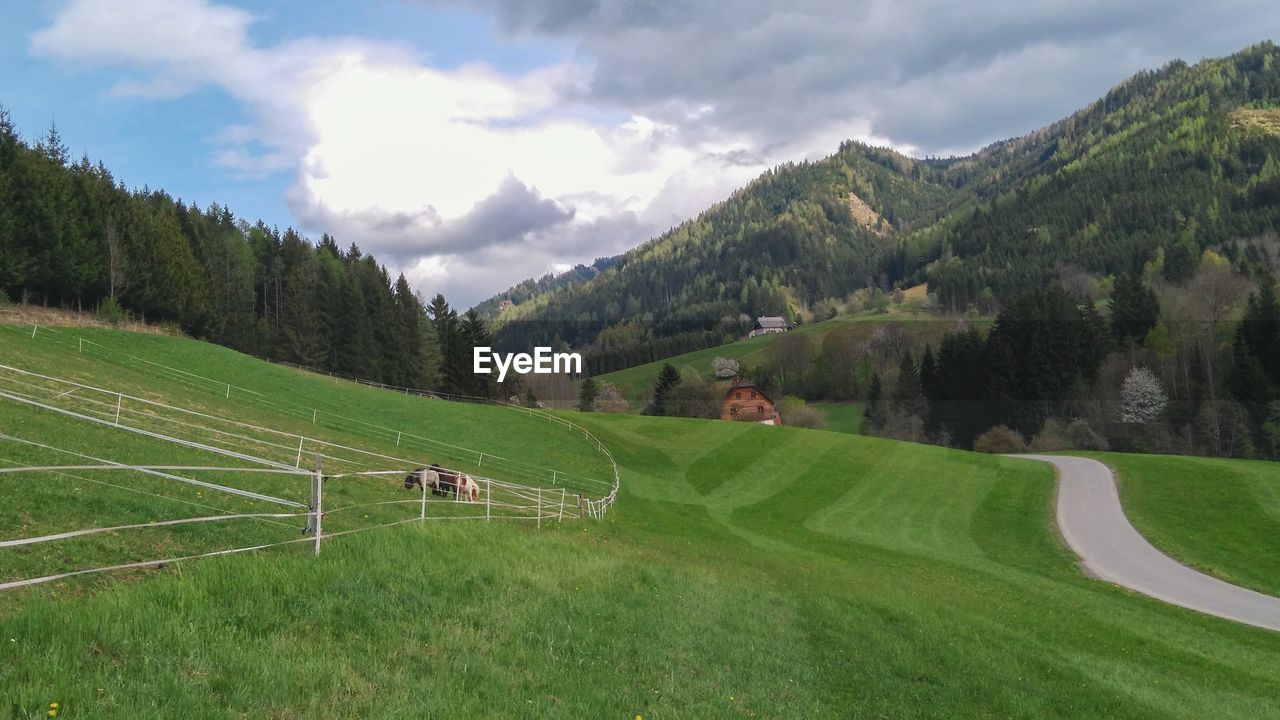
[1080,451,1280,597]
[3,328,1280,717]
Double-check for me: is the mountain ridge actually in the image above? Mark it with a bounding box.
[479,42,1280,375]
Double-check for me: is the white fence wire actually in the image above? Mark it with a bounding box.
[0,322,623,590]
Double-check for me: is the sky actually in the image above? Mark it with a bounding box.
[2,1,1278,307]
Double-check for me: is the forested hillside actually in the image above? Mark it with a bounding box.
[0,109,492,397]
[485,42,1280,373]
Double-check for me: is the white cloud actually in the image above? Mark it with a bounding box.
[33,0,885,305]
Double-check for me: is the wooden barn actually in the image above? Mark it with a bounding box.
[720,378,781,425]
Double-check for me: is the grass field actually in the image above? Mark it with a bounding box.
[813,401,865,434]
[3,325,1280,718]
[1081,452,1280,598]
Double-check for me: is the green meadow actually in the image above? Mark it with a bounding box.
[2,325,1280,718]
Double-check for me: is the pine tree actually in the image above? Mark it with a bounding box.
[428,293,465,394]
[460,310,494,398]
[577,376,598,412]
[1110,272,1159,345]
[892,351,927,418]
[864,372,886,429]
[647,363,683,416]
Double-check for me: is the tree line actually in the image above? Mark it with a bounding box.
[0,107,499,398]
[716,254,1278,458]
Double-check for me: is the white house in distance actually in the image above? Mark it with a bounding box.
[748,316,793,338]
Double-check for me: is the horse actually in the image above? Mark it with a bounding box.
[404,464,466,498]
[403,467,440,493]
[430,464,460,497]
[456,474,479,503]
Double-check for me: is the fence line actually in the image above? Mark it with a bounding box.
[0,428,305,508]
[0,454,298,529]
[0,323,622,589]
[0,361,618,502]
[0,457,582,590]
[3,324,620,500]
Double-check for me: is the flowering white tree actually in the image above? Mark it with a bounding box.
[711,356,741,378]
[1119,366,1168,424]
[594,382,629,413]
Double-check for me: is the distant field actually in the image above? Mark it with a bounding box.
[1081,452,1280,597]
[599,308,986,406]
[3,326,1280,718]
[813,401,866,434]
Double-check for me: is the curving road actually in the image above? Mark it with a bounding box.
[1018,454,1280,633]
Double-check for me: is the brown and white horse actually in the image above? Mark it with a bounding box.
[456,474,479,503]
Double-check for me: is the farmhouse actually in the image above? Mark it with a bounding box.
[720,378,781,425]
[748,316,793,337]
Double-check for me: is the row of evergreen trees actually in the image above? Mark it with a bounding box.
[857,275,1280,457]
[0,108,495,397]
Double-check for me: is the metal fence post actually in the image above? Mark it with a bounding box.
[419,471,427,522]
[113,394,122,425]
[559,488,565,522]
[312,455,324,556]
[295,436,305,467]
[537,487,542,530]
[486,480,492,522]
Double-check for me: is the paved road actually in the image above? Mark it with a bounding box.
[1019,454,1280,633]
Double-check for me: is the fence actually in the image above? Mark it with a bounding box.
[0,457,581,592]
[0,322,620,507]
[0,325,622,589]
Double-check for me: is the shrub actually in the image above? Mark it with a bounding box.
[1029,418,1109,451]
[974,425,1027,454]
[1066,418,1109,451]
[97,296,126,325]
[1029,418,1071,452]
[0,288,10,306]
[664,378,720,419]
[594,382,629,413]
[879,410,923,442]
[777,396,825,429]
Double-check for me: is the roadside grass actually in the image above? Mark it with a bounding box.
[1078,451,1280,597]
[2,328,1280,717]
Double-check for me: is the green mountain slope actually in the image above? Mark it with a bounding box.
[4,327,1280,717]
[487,42,1280,373]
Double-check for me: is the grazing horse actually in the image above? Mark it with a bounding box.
[456,474,479,503]
[404,464,467,498]
[430,464,460,498]
[403,467,441,493]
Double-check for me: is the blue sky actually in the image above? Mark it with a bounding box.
[3,1,1278,306]
[1,1,567,239]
